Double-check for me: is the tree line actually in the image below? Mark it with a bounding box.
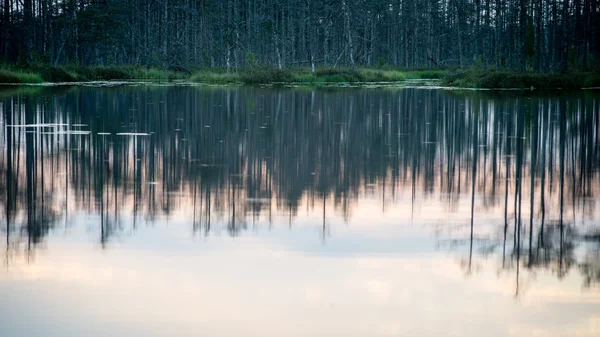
[1,0,599,71]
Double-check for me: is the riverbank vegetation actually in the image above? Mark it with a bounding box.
[0,64,183,83]
[0,64,446,85]
[194,67,446,85]
[2,63,600,89]
[443,70,600,89]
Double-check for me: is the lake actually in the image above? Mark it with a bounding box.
[1,85,599,337]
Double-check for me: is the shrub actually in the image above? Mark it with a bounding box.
[190,71,240,84]
[291,73,317,83]
[582,73,600,87]
[239,67,293,84]
[442,70,600,89]
[0,69,43,83]
[246,52,259,68]
[315,68,362,82]
[35,66,79,82]
[85,66,132,80]
[406,70,446,79]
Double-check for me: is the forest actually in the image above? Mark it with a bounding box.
[0,0,599,85]
[2,0,600,71]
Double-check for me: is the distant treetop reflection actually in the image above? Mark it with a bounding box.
[1,86,599,288]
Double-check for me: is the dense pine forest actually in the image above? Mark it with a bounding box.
[1,0,599,72]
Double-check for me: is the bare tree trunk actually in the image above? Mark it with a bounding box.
[534,0,543,71]
[455,0,464,68]
[185,0,191,68]
[475,0,481,65]
[369,15,374,66]
[561,0,569,71]
[519,0,527,71]
[324,21,330,66]
[2,0,10,60]
[342,0,355,69]
[226,0,231,72]
[495,0,502,70]
[308,0,315,72]
[412,0,417,68]
[234,0,240,71]
[274,31,282,69]
[23,0,33,62]
[281,5,285,67]
[162,0,169,68]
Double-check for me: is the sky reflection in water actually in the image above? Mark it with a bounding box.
[1,86,599,337]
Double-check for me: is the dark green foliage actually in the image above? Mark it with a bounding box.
[75,66,132,80]
[0,65,183,83]
[3,63,597,89]
[583,74,600,87]
[190,71,240,84]
[68,66,181,81]
[314,68,363,82]
[33,66,79,82]
[226,67,443,84]
[1,64,447,85]
[443,70,600,89]
[0,71,21,83]
[239,68,293,84]
[0,68,43,83]
[246,52,259,68]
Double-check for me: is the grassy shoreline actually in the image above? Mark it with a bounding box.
[0,65,184,83]
[0,64,445,85]
[1,64,599,89]
[442,70,600,89]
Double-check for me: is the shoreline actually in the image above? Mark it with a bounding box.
[2,81,600,92]
[0,78,441,87]
[0,65,599,90]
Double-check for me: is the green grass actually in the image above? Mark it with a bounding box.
[405,70,446,79]
[290,72,317,83]
[0,68,44,83]
[190,71,241,84]
[0,63,447,85]
[34,66,80,82]
[66,65,182,81]
[9,64,552,88]
[582,73,600,87]
[187,67,446,85]
[187,67,447,85]
[3,63,598,89]
[140,67,182,80]
[443,70,600,89]
[239,67,294,84]
[0,64,184,83]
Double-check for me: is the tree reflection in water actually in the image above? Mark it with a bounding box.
[1,86,599,292]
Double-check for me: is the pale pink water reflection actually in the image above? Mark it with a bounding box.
[1,86,599,337]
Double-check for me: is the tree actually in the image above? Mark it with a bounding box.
[0,0,597,71]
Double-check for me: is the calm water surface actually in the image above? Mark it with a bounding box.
[1,86,599,337]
